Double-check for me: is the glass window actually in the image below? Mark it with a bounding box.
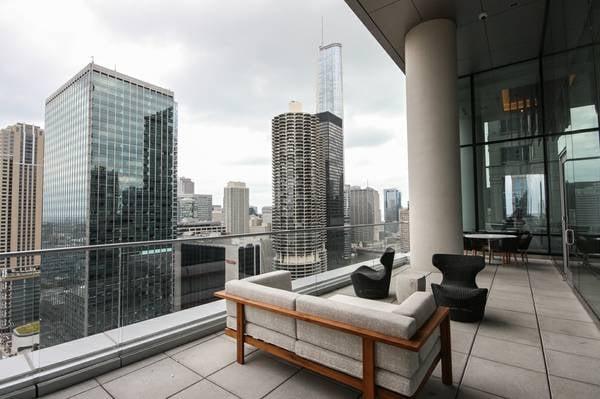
[543,46,599,133]
[474,61,541,143]
[458,77,473,145]
[461,147,475,231]
[476,138,547,233]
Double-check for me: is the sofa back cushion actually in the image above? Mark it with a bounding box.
[225,280,299,338]
[296,295,416,361]
[243,270,292,291]
[393,292,437,329]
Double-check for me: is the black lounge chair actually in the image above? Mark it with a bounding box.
[430,254,488,322]
[351,247,394,299]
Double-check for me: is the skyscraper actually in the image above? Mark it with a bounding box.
[349,186,381,244]
[41,63,177,347]
[0,123,43,355]
[177,194,212,222]
[272,102,327,279]
[317,112,345,266]
[223,182,249,234]
[178,177,195,195]
[383,188,402,233]
[317,43,343,119]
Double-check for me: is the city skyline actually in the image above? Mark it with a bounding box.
[0,0,408,211]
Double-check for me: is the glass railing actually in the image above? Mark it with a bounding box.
[0,222,408,371]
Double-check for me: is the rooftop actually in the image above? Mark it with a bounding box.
[37,259,600,399]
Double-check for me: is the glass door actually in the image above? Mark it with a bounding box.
[560,154,600,317]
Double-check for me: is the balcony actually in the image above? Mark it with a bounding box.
[1,225,599,398]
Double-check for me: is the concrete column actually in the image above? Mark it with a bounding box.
[405,19,462,271]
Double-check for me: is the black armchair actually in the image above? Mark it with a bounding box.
[351,247,394,299]
[430,254,488,322]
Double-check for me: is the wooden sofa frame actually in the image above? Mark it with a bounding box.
[215,290,452,399]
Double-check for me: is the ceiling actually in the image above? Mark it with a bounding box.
[344,0,595,76]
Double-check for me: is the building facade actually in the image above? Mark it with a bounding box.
[0,123,43,355]
[317,112,345,267]
[41,63,177,348]
[349,186,381,244]
[383,188,401,233]
[272,102,327,279]
[223,182,249,234]
[177,194,212,222]
[317,43,343,119]
[178,177,194,195]
[399,207,410,253]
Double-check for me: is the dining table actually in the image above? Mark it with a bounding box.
[464,233,518,264]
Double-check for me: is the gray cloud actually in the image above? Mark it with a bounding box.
[346,128,395,148]
[230,156,271,166]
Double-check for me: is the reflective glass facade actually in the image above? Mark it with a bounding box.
[41,64,177,347]
[317,43,343,119]
[460,0,600,318]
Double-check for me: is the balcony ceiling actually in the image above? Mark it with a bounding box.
[345,0,550,76]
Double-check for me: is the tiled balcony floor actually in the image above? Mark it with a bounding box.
[41,260,600,399]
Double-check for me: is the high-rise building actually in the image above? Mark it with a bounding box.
[177,194,212,222]
[212,205,223,224]
[349,186,381,244]
[383,189,402,233]
[343,184,352,258]
[223,182,249,234]
[317,112,345,267]
[261,206,272,228]
[399,207,410,253]
[272,102,327,279]
[317,43,343,119]
[40,63,177,348]
[178,177,194,195]
[0,123,43,355]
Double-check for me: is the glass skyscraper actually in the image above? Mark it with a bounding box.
[41,63,177,347]
[317,43,343,119]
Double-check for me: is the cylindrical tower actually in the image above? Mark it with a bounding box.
[271,102,327,279]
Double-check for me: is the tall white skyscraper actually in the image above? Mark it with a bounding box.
[223,182,249,234]
[317,43,343,119]
[272,102,327,279]
[349,186,381,244]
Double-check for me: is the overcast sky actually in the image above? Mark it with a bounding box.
[0,0,408,211]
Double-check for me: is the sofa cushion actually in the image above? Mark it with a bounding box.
[243,270,292,291]
[226,316,295,352]
[393,292,437,329]
[295,338,441,396]
[328,294,399,313]
[225,280,299,338]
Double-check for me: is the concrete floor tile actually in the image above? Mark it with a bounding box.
[97,352,167,384]
[482,307,538,329]
[433,351,468,384]
[462,357,550,399]
[415,376,457,399]
[172,335,249,377]
[538,315,600,340]
[546,349,600,385]
[102,357,201,399]
[165,332,223,356]
[456,386,503,398]
[69,387,112,399]
[450,329,476,354]
[536,306,594,323]
[487,297,535,314]
[549,376,600,399]
[40,379,99,399]
[478,321,541,347]
[207,351,299,399]
[264,369,359,399]
[169,379,239,399]
[471,335,545,372]
[542,331,600,359]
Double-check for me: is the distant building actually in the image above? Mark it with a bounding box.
[223,182,249,234]
[41,63,177,348]
[383,189,402,233]
[317,111,345,267]
[177,221,225,237]
[177,194,212,222]
[272,102,327,279]
[399,207,410,253]
[349,186,381,244]
[343,184,352,258]
[0,123,44,356]
[178,177,194,195]
[249,206,258,216]
[261,206,272,228]
[317,43,343,119]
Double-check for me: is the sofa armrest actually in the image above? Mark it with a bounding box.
[393,292,437,329]
[242,270,292,291]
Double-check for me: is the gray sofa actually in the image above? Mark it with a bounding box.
[223,270,450,398]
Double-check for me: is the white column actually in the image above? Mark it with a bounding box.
[405,19,462,272]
